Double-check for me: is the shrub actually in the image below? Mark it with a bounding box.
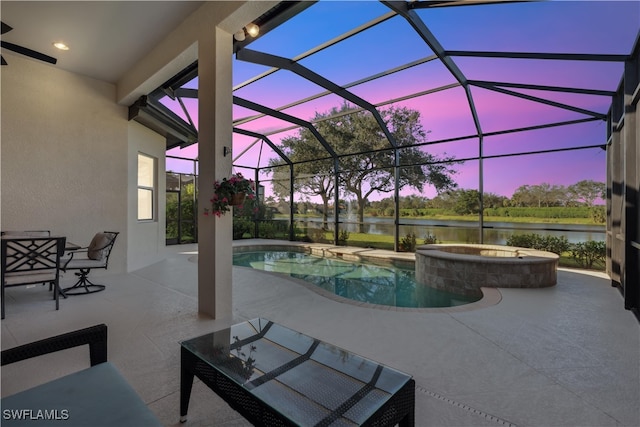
[399,232,417,252]
[539,235,570,255]
[590,206,606,224]
[570,240,606,269]
[259,221,283,239]
[423,234,438,245]
[506,233,536,248]
[337,230,350,246]
[484,206,596,219]
[505,233,570,255]
[233,218,253,240]
[309,228,327,243]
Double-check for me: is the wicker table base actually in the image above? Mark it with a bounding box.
[180,319,415,426]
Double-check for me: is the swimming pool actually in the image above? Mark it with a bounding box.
[233,250,480,308]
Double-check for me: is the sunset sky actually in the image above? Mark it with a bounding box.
[166,0,639,200]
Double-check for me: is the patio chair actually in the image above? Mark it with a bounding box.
[1,236,66,319]
[2,231,53,289]
[60,231,119,295]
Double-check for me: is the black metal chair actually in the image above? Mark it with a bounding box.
[60,231,119,295]
[1,236,66,319]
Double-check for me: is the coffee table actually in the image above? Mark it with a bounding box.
[180,318,415,426]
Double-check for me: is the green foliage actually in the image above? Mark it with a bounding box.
[405,208,445,217]
[337,230,350,246]
[484,206,603,222]
[233,218,254,240]
[345,233,394,250]
[310,228,328,243]
[453,189,480,215]
[231,187,278,240]
[208,173,256,217]
[590,206,606,223]
[508,233,606,270]
[266,103,461,233]
[568,180,606,207]
[399,232,417,252]
[570,240,606,269]
[506,233,570,255]
[166,180,197,243]
[423,234,438,244]
[258,221,289,239]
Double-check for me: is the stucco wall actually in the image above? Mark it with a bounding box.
[1,54,128,273]
[127,121,167,272]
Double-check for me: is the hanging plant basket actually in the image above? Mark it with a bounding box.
[229,192,246,206]
[205,173,256,217]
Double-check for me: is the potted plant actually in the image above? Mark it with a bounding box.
[205,173,256,217]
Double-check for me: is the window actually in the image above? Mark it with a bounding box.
[138,153,156,221]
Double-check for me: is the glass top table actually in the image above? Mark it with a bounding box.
[180,318,415,426]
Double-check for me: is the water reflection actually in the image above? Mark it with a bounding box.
[297,217,605,244]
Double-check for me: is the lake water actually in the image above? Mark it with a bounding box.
[296,217,605,244]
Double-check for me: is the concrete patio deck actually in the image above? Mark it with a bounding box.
[1,241,638,426]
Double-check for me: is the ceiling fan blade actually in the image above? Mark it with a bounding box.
[1,55,7,66]
[1,41,57,65]
[1,21,12,35]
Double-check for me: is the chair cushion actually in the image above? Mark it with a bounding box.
[62,259,107,270]
[87,233,111,261]
[4,270,57,286]
[1,362,162,426]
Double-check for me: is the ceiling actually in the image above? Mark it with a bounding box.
[0,1,204,83]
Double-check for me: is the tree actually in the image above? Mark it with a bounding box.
[268,157,335,229]
[483,192,508,209]
[511,183,566,207]
[453,189,481,215]
[569,180,605,207]
[268,104,460,232]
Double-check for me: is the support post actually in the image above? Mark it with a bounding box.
[394,149,400,252]
[197,27,233,319]
[334,158,340,246]
[289,165,295,241]
[623,55,639,313]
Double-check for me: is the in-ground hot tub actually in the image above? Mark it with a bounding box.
[415,244,558,298]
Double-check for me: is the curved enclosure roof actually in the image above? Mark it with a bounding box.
[157,0,639,196]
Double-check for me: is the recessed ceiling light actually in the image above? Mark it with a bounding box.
[53,42,69,51]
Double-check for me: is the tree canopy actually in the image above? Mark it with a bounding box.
[267,103,461,230]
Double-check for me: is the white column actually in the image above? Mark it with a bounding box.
[197,27,234,319]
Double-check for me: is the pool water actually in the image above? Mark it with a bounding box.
[233,251,480,308]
